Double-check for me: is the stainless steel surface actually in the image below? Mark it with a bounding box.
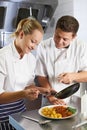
[72,120,87,129]
[0,0,58,31]
[0,0,58,47]
[22,115,51,125]
[0,32,13,48]
[9,95,86,130]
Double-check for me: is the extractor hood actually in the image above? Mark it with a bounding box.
[0,0,58,32]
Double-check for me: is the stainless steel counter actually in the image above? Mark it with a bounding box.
[9,96,87,130]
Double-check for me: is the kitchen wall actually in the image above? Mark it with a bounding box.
[0,0,58,47]
[73,0,87,42]
[45,0,87,43]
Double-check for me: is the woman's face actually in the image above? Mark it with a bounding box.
[54,28,75,49]
[19,29,43,54]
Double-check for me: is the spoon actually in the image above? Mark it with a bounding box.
[22,115,51,125]
[72,120,87,129]
[51,83,80,99]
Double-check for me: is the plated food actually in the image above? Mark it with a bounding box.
[38,105,77,119]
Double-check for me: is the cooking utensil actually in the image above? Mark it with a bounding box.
[72,120,87,129]
[22,115,51,125]
[51,83,80,99]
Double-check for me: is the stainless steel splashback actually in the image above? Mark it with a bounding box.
[0,0,58,47]
[0,0,58,32]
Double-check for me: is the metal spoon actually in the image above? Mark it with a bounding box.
[51,83,80,99]
[22,115,51,125]
[72,120,87,129]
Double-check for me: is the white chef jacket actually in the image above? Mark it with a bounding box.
[36,37,87,97]
[0,42,36,94]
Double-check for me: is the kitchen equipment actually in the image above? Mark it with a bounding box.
[51,83,80,99]
[0,0,58,48]
[72,120,87,129]
[81,90,87,120]
[0,0,58,32]
[22,115,51,125]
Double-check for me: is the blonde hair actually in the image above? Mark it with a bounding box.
[12,17,44,37]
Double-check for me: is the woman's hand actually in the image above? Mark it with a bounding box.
[24,87,40,100]
[25,85,51,96]
[36,87,51,96]
[24,85,51,100]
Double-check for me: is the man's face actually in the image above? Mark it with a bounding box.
[54,28,75,49]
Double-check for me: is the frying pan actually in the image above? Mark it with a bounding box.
[51,83,80,99]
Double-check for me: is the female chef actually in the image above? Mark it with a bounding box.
[0,17,50,129]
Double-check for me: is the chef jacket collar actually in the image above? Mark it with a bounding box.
[11,41,20,59]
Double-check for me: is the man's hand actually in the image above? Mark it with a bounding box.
[47,95,66,105]
[58,73,75,84]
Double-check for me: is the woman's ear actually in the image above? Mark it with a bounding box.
[19,31,24,39]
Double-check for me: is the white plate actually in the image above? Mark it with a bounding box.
[38,105,78,119]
